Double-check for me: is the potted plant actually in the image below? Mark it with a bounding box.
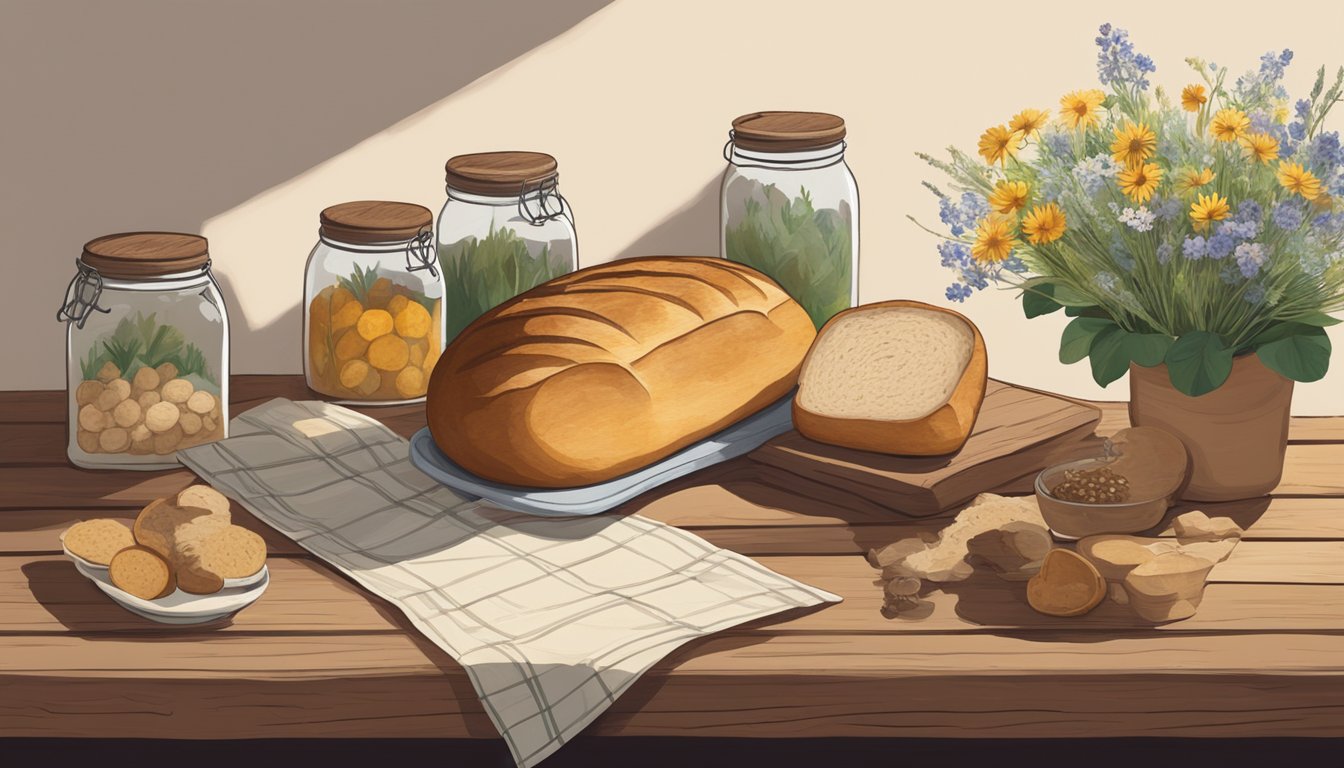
[915,24,1344,501]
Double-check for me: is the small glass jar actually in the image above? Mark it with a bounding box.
[437,151,578,342]
[720,111,860,329]
[304,201,445,404]
[57,232,230,469]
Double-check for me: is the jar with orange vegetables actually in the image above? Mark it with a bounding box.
[303,201,445,404]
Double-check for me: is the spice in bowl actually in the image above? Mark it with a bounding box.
[1049,466,1131,504]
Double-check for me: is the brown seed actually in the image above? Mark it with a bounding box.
[99,426,131,453]
[78,403,107,432]
[75,379,104,406]
[131,366,161,395]
[113,398,142,428]
[76,429,101,453]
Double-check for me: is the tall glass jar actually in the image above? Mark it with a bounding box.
[720,111,860,329]
[57,232,230,469]
[437,151,578,342]
[304,201,445,404]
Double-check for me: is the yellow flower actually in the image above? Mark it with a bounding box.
[977,125,1024,166]
[1059,89,1106,129]
[1181,84,1208,112]
[1189,192,1231,232]
[1274,104,1290,124]
[1117,162,1164,204]
[1174,167,1216,196]
[1020,203,1067,245]
[1210,109,1250,142]
[1277,161,1323,200]
[1110,121,1157,167]
[1240,132,1280,164]
[988,180,1030,214]
[971,216,1018,264]
[1008,108,1049,138]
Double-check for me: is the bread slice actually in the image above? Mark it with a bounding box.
[62,519,135,565]
[109,545,175,600]
[793,300,987,455]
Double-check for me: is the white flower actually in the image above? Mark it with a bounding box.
[1118,206,1156,232]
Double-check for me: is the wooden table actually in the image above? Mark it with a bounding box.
[4,375,1344,749]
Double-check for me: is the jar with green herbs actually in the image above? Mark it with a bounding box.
[721,111,859,329]
[437,151,578,341]
[57,232,230,469]
[303,201,445,404]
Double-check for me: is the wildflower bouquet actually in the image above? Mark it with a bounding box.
[917,24,1344,396]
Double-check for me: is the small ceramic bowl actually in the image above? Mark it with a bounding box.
[1035,458,1174,540]
[67,554,269,624]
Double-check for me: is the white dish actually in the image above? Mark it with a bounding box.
[64,543,267,589]
[69,557,269,625]
[408,393,795,517]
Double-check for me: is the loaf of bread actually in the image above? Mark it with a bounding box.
[426,256,816,487]
[62,519,135,565]
[793,300,987,456]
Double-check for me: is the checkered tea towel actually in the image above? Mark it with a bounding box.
[177,399,840,767]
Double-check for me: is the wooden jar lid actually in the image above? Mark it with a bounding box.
[319,201,433,245]
[731,111,846,152]
[81,232,210,279]
[444,151,559,196]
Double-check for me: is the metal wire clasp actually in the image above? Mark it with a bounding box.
[517,177,572,227]
[57,261,110,329]
[404,228,438,277]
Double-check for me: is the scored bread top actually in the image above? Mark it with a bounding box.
[797,305,974,421]
[427,256,815,487]
[442,257,787,396]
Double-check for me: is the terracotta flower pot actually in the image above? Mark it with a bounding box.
[1127,354,1293,502]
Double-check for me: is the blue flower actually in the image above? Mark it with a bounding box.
[1153,196,1182,222]
[1042,130,1073,159]
[1244,283,1267,305]
[1290,121,1307,141]
[1157,242,1174,264]
[946,283,973,302]
[1235,242,1268,278]
[1272,199,1306,230]
[1095,23,1155,90]
[939,192,987,237]
[1208,232,1237,259]
[1296,99,1311,120]
[1183,236,1208,260]
[1095,271,1121,294]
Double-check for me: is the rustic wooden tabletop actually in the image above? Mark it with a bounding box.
[3,375,1343,740]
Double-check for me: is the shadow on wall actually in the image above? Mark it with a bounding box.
[0,0,610,389]
[612,176,724,261]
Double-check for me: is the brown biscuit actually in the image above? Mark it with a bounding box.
[62,519,135,565]
[185,525,267,579]
[109,545,175,600]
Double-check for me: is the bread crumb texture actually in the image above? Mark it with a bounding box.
[798,307,973,420]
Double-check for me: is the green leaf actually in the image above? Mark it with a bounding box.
[1088,326,1131,387]
[1166,331,1234,397]
[1124,333,1174,367]
[1292,312,1342,327]
[1257,325,1331,382]
[1021,284,1062,318]
[1064,304,1110,319]
[1059,317,1116,364]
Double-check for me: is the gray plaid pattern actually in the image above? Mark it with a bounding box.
[177,399,839,767]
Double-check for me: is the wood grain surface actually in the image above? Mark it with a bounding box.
[3,375,1344,741]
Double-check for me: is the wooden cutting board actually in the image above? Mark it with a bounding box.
[749,380,1103,517]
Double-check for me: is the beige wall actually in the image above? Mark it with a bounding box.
[6,0,1344,414]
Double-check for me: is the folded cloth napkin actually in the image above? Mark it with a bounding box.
[177,399,840,767]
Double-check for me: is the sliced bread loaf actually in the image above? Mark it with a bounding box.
[793,300,987,455]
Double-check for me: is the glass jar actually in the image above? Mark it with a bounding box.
[437,151,578,342]
[304,201,445,404]
[57,232,230,469]
[720,111,860,330]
